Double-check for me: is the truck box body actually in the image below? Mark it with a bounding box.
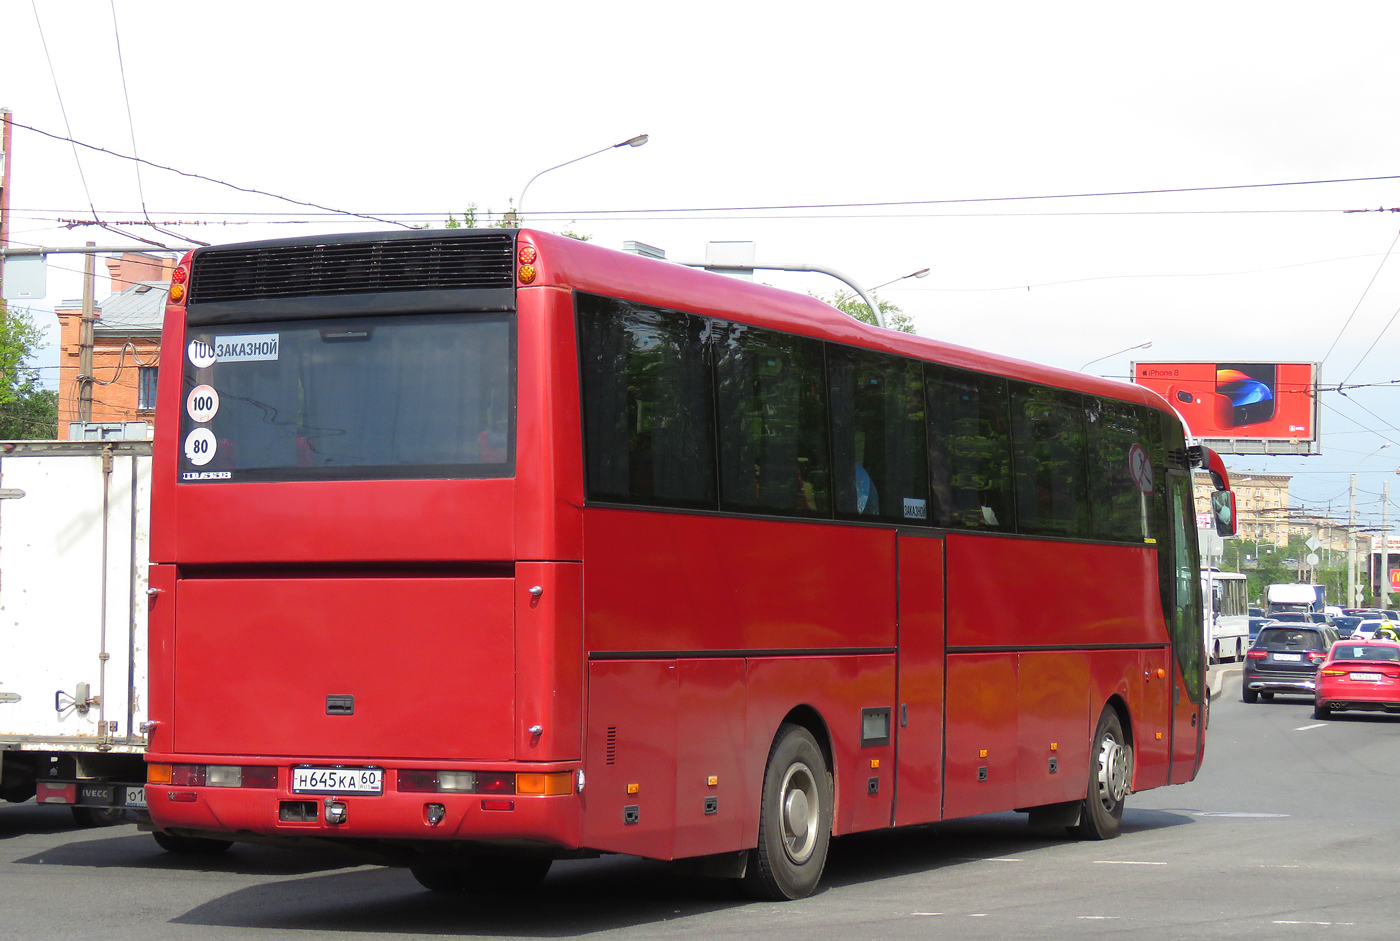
[0,441,151,813]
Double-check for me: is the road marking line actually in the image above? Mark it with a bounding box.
[1273,921,1355,926]
[1093,860,1166,865]
[968,913,987,917]
[1079,916,1120,920]
[1194,812,1290,818]
[1294,723,1326,731]
[951,856,1022,862]
[911,913,943,916]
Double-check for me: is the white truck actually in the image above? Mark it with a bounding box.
[0,440,152,826]
[1266,582,1326,617]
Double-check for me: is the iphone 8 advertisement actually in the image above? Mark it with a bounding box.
[1133,361,1315,440]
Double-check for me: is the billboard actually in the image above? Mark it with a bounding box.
[1132,361,1319,454]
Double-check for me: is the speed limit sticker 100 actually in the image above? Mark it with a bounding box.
[186,385,219,423]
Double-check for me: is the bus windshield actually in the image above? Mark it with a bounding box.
[178,312,514,482]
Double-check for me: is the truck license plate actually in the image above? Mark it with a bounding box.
[292,766,383,795]
[125,786,147,808]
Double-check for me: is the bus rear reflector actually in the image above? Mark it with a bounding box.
[516,772,573,795]
[37,782,76,804]
[480,799,514,811]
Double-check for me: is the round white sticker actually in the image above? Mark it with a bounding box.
[187,339,216,369]
[1128,442,1154,494]
[186,385,219,423]
[184,428,217,466]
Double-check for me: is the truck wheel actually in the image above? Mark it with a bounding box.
[152,831,233,855]
[71,806,126,828]
[743,723,832,901]
[1069,707,1130,841]
[411,856,551,893]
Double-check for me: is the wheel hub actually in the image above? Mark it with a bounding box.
[779,762,819,864]
[1096,734,1131,806]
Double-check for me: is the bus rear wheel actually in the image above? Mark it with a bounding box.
[1070,707,1130,841]
[410,856,552,894]
[743,723,832,901]
[71,806,125,828]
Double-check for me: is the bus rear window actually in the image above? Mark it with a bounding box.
[179,312,513,482]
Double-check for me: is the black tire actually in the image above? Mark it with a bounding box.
[1069,707,1130,841]
[71,806,126,828]
[411,856,552,894]
[1313,702,1331,720]
[1242,687,1259,704]
[743,723,832,901]
[152,831,234,855]
[1260,692,1275,702]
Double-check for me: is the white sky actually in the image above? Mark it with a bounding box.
[5,0,1400,525]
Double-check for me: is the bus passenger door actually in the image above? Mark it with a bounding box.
[1165,470,1206,783]
[893,532,945,826]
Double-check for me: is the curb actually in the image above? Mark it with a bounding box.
[1208,663,1243,701]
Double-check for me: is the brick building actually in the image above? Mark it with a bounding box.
[54,252,172,439]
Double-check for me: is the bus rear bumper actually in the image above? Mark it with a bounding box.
[145,780,583,852]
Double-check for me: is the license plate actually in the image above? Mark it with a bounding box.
[292,766,383,795]
[1273,653,1302,662]
[125,786,147,808]
[1350,672,1384,681]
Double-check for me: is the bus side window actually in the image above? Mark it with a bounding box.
[1010,383,1090,538]
[924,364,1014,530]
[713,321,831,517]
[577,293,717,509]
[828,345,929,524]
[1086,397,1154,542]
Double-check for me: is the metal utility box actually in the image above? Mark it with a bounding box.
[0,440,152,821]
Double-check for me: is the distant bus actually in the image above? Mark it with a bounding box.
[1202,569,1249,661]
[145,228,1233,900]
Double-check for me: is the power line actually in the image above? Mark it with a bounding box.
[29,0,98,222]
[7,119,412,230]
[1321,228,1400,366]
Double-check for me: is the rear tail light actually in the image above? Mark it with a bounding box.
[396,770,517,794]
[1321,669,1346,676]
[169,764,276,788]
[1247,650,1268,659]
[1308,652,1327,662]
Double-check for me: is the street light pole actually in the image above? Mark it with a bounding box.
[869,267,930,292]
[507,134,648,228]
[1349,442,1392,607]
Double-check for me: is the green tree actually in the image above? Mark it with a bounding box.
[438,202,591,240]
[0,304,57,439]
[813,289,917,334]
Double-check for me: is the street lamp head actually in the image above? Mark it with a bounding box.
[617,134,649,148]
[911,267,931,279]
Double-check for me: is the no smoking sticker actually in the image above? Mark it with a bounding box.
[1128,443,1154,494]
[186,385,219,423]
[184,428,217,466]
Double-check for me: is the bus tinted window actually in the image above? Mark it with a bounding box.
[714,322,830,517]
[925,365,1014,530]
[828,346,929,523]
[178,313,513,482]
[577,294,717,508]
[1086,397,1155,541]
[1011,384,1090,537]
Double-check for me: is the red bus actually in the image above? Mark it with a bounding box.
[145,229,1234,900]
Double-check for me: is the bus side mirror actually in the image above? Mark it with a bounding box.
[1212,490,1236,537]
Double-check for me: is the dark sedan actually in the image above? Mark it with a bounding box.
[1243,626,1331,702]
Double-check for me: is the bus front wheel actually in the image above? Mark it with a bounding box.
[1070,707,1130,841]
[743,723,832,901]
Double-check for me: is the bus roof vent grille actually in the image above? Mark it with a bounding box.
[188,234,515,303]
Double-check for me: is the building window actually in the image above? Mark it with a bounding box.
[138,365,159,411]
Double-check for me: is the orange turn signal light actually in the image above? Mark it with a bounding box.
[147,763,173,784]
[518,264,537,284]
[169,283,186,302]
[515,772,573,795]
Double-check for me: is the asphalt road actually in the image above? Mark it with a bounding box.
[3,666,1398,941]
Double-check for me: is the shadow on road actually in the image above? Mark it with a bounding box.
[0,803,81,841]
[151,808,1194,936]
[14,829,362,877]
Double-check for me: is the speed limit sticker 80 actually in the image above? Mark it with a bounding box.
[184,428,217,466]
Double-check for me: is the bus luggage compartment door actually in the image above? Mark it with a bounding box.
[172,577,515,760]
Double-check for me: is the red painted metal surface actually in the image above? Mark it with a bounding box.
[582,508,897,654]
[514,562,583,761]
[1170,664,1203,784]
[894,535,945,827]
[943,653,1019,819]
[1131,649,1172,790]
[173,577,516,760]
[945,532,1170,649]
[145,564,177,755]
[1016,652,1092,808]
[674,659,748,858]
